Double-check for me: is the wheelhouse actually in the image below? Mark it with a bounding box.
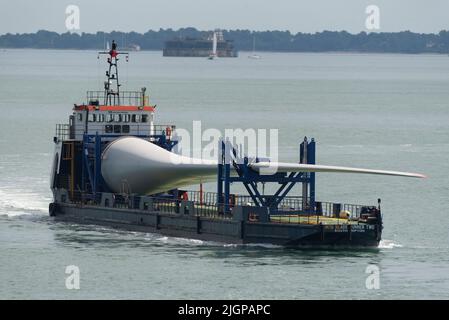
[70,97,156,140]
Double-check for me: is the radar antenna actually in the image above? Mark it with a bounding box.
[98,40,129,105]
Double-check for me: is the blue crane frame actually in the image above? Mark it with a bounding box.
[80,131,315,212]
[81,132,178,201]
[217,137,316,214]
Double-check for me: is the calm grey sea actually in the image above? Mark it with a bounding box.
[0,49,448,299]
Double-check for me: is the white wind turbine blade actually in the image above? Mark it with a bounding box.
[101,137,426,195]
[249,162,427,179]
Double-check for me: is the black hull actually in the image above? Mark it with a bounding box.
[51,203,381,248]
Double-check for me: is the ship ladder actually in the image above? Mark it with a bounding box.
[62,142,75,200]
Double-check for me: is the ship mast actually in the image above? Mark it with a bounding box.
[98,40,129,106]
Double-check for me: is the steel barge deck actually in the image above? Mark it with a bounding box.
[50,190,382,247]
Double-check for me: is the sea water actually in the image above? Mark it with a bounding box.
[0,50,448,299]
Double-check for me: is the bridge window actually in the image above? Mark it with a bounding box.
[114,114,123,122]
[132,114,140,123]
[88,114,96,122]
[107,114,114,122]
[141,115,148,123]
[97,114,105,122]
[77,113,83,121]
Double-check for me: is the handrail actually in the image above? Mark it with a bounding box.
[186,190,371,220]
[86,90,146,106]
[55,124,70,140]
[65,189,377,226]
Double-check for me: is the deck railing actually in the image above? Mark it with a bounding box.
[152,125,176,138]
[55,124,70,140]
[152,197,180,213]
[186,190,368,219]
[63,190,376,225]
[87,91,145,106]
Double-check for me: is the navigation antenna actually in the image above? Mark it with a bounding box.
[98,40,129,106]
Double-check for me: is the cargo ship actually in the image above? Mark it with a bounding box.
[163,30,238,58]
[49,42,425,247]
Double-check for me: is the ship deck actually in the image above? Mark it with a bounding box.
[269,215,366,225]
[61,190,379,228]
[185,191,376,226]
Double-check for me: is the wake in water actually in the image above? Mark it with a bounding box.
[0,188,50,217]
[152,235,207,246]
[378,239,403,249]
[144,233,283,249]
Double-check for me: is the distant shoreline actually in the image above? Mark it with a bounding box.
[1,48,448,56]
[2,28,449,54]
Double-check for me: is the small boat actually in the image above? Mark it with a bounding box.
[248,36,261,59]
[208,31,218,60]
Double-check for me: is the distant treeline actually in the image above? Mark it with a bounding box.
[2,28,449,53]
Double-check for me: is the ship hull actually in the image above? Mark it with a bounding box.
[50,202,381,248]
[163,49,237,58]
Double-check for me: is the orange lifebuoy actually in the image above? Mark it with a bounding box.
[229,194,235,208]
[166,126,172,138]
[249,213,258,222]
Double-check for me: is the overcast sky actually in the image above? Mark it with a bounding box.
[1,0,448,34]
